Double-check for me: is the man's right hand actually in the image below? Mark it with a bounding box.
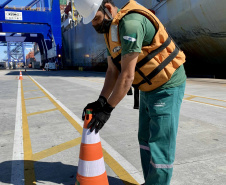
[82,95,107,120]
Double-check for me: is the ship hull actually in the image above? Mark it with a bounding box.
[62,0,226,77]
[151,0,226,77]
[62,0,151,68]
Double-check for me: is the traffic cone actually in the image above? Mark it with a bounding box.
[75,110,109,185]
[19,71,23,80]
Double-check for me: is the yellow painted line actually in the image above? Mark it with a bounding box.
[23,85,36,88]
[184,94,226,109]
[21,80,36,185]
[27,108,58,116]
[186,99,226,109]
[24,89,40,92]
[28,76,83,134]
[25,96,47,101]
[185,94,226,102]
[184,95,196,101]
[32,137,81,161]
[103,149,139,185]
[28,75,139,185]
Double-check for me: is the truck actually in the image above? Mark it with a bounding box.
[44,62,56,71]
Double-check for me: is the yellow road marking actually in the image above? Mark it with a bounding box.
[103,149,139,185]
[28,76,83,134]
[23,85,36,88]
[185,94,226,102]
[184,94,226,109]
[22,73,224,184]
[185,99,226,109]
[184,95,196,101]
[21,80,36,185]
[28,75,139,185]
[32,137,81,161]
[25,96,47,101]
[27,108,58,116]
[24,89,40,92]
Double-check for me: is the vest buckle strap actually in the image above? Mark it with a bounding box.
[111,56,121,71]
[131,37,172,87]
[136,37,172,69]
[135,66,152,85]
[134,46,180,88]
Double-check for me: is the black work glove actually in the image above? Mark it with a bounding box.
[82,96,107,120]
[87,102,114,133]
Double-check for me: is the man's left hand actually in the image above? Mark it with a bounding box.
[87,102,114,133]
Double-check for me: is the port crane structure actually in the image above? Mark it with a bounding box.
[0,0,62,67]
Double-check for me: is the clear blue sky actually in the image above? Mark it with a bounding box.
[7,0,51,7]
[8,0,34,7]
[0,0,51,61]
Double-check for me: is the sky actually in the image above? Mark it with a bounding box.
[7,0,34,7]
[0,44,33,61]
[7,0,51,7]
[0,0,51,61]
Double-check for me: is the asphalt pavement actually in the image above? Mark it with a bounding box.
[0,69,226,185]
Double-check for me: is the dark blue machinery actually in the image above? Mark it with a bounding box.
[0,0,62,67]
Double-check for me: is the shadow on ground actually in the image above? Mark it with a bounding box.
[5,70,106,78]
[0,160,137,185]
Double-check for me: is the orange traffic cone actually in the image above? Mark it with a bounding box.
[75,110,109,185]
[19,71,23,80]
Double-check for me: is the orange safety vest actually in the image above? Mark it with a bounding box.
[104,0,186,92]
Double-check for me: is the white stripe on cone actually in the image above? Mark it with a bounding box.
[82,128,100,144]
[78,157,106,177]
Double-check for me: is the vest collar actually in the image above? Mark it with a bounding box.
[112,0,134,25]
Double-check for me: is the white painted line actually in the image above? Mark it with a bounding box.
[101,139,144,184]
[29,76,144,184]
[11,81,24,185]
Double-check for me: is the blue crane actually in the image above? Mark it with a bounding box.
[0,0,62,68]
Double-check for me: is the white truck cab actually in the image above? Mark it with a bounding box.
[44,62,56,71]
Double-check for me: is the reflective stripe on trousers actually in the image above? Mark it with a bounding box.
[140,145,174,169]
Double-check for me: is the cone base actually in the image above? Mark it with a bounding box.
[76,171,109,185]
